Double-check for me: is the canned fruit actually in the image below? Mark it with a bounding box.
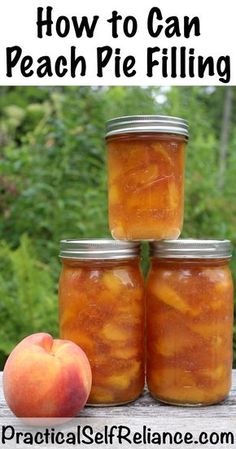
[107,133,185,240]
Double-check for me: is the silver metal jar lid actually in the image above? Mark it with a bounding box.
[106,115,189,138]
[150,239,232,259]
[59,239,140,260]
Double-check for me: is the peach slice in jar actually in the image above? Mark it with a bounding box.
[148,281,192,314]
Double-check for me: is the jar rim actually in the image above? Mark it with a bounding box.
[106,115,189,138]
[59,238,140,260]
[149,239,232,259]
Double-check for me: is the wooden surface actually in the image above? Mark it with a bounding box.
[1,371,236,419]
[1,372,236,448]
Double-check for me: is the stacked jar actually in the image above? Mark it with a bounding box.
[146,239,233,406]
[59,115,234,407]
[106,115,187,241]
[59,239,145,406]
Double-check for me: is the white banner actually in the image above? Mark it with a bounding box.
[0,0,235,85]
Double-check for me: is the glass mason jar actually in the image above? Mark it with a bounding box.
[59,239,145,406]
[146,239,234,406]
[106,115,188,241]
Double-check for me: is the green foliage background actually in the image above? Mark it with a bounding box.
[0,86,235,368]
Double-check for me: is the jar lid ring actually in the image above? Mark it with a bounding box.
[150,239,232,259]
[59,239,140,260]
[106,115,189,138]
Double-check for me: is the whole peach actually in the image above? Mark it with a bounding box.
[3,333,92,420]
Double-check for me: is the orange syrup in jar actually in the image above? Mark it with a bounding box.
[106,116,188,241]
[59,239,145,406]
[146,240,234,406]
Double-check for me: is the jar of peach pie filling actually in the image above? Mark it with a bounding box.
[106,115,188,241]
[59,239,145,406]
[146,239,234,406]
